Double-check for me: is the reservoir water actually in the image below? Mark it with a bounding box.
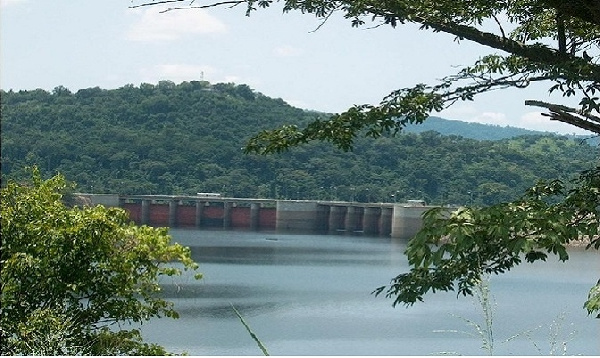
[140,229,600,355]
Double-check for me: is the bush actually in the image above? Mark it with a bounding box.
[0,168,201,355]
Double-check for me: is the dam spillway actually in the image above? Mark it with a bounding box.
[79,194,433,239]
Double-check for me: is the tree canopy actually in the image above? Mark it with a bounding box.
[132,0,600,150]
[1,83,595,205]
[131,0,600,316]
[0,168,201,355]
[374,167,600,317]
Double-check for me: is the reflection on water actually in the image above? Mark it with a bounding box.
[139,229,600,356]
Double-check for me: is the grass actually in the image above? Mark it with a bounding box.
[433,276,496,355]
[231,303,270,356]
[435,276,579,355]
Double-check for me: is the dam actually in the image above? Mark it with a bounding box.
[79,194,433,239]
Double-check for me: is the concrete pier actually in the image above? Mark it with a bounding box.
[195,201,204,228]
[141,199,150,225]
[391,204,430,239]
[328,206,346,232]
[223,202,232,228]
[344,206,359,232]
[169,200,177,227]
[379,207,393,236]
[250,203,260,230]
[362,207,380,235]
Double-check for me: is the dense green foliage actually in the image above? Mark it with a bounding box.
[146,0,598,151]
[1,82,596,206]
[128,0,600,316]
[0,168,201,355]
[375,167,600,317]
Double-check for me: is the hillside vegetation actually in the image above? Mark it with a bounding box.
[1,81,597,205]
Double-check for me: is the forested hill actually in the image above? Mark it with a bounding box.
[1,81,598,205]
[404,116,545,140]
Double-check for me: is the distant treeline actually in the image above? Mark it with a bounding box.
[1,81,597,205]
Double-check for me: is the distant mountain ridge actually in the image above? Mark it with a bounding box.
[404,116,560,141]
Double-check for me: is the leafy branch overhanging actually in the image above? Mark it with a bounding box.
[132,0,600,152]
[132,0,600,316]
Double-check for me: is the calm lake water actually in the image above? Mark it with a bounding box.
[139,229,600,355]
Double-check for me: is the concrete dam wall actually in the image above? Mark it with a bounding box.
[80,194,433,239]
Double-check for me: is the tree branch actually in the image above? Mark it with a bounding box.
[556,10,567,53]
[130,0,246,12]
[418,19,600,82]
[541,0,600,27]
[129,0,188,9]
[525,100,600,134]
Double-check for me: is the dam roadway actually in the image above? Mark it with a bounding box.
[79,194,433,239]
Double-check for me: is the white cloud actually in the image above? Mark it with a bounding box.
[0,0,27,8]
[519,111,590,135]
[440,106,509,126]
[273,45,303,57]
[126,7,226,42]
[473,112,509,126]
[138,64,264,89]
[284,99,309,109]
[438,105,478,120]
[140,64,216,83]
[222,75,241,83]
[519,111,550,131]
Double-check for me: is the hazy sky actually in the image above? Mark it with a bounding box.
[0,0,591,134]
